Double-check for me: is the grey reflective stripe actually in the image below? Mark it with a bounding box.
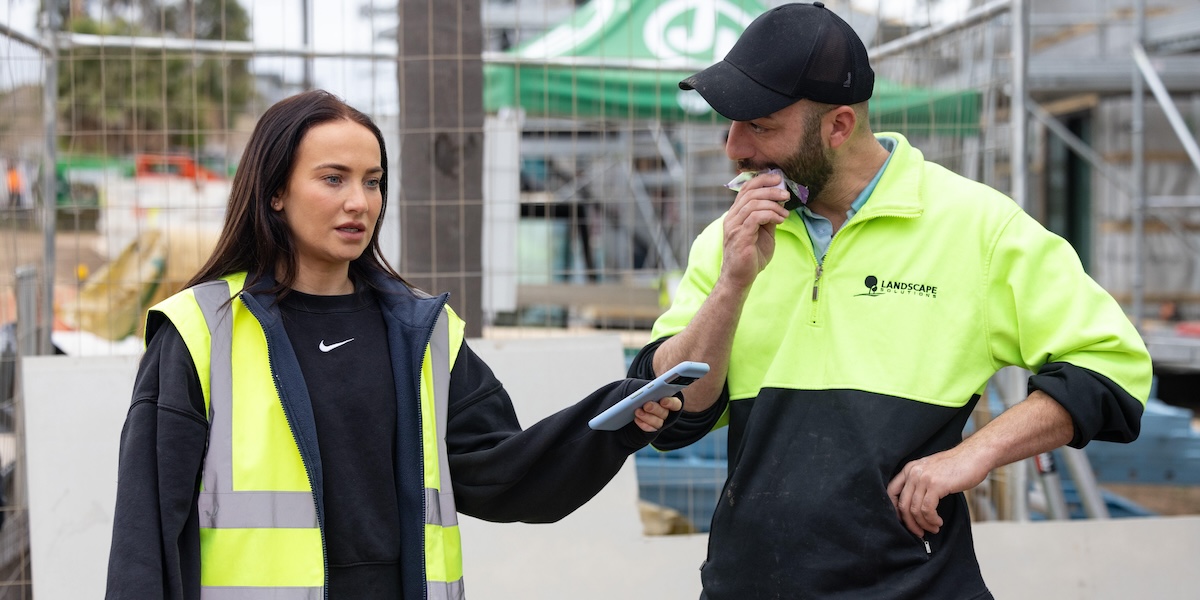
[197,491,319,529]
[200,586,322,599]
[192,280,318,531]
[427,578,466,600]
[427,310,458,527]
[424,487,458,528]
[194,281,234,496]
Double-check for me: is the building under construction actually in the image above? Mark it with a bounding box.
[0,0,1198,597]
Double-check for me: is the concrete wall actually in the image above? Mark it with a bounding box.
[21,338,1200,599]
[974,517,1200,599]
[24,355,135,600]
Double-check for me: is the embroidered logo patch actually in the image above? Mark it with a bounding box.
[856,275,938,299]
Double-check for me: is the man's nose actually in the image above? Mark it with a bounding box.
[725,121,753,162]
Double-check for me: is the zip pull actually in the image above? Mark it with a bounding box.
[812,264,823,301]
[922,538,932,555]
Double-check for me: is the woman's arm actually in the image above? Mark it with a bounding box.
[444,342,678,523]
[106,321,208,600]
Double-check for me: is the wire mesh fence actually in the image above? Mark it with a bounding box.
[1,0,1198,593]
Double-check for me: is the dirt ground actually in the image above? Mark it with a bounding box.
[0,224,106,324]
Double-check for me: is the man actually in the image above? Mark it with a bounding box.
[628,3,1151,599]
[5,163,23,209]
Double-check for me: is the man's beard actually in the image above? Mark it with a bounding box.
[777,111,833,202]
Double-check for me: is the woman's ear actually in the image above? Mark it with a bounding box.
[271,193,284,211]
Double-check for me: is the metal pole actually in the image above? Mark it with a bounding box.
[870,0,1011,61]
[16,268,40,357]
[13,265,38,580]
[1026,98,1133,195]
[1011,0,1028,210]
[1132,44,1200,175]
[1132,0,1146,331]
[41,1,60,356]
[1033,452,1071,520]
[1004,0,1031,523]
[1061,446,1110,519]
[301,0,313,89]
[982,15,998,188]
[1001,368,1030,522]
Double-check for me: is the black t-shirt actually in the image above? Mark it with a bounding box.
[278,286,401,598]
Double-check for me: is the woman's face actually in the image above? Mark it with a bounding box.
[273,119,383,283]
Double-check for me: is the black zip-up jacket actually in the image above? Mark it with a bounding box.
[105,274,675,599]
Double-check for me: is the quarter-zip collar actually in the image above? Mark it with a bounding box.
[776,133,925,245]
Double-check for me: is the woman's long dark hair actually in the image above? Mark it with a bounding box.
[186,89,403,294]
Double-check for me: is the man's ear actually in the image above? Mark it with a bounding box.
[825,105,857,150]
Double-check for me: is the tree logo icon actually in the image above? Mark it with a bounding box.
[858,275,880,297]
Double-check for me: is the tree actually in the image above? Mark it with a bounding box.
[54,0,255,154]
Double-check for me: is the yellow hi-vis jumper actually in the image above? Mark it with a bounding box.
[151,272,465,599]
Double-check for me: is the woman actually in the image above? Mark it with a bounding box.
[105,90,682,599]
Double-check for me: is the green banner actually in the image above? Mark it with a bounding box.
[485,0,979,133]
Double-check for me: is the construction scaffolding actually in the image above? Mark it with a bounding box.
[0,0,1198,592]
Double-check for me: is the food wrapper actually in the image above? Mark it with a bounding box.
[725,168,810,205]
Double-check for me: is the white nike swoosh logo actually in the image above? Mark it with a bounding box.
[318,338,355,352]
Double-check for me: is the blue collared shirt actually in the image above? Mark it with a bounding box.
[800,136,896,263]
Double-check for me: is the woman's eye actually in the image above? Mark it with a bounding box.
[365,178,381,189]
[324,175,342,185]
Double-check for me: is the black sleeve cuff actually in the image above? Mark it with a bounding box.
[616,392,685,449]
[651,394,726,451]
[1028,362,1145,448]
[626,337,666,380]
[627,337,729,451]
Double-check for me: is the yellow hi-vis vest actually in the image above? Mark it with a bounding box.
[151,273,466,599]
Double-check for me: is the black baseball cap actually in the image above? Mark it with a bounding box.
[679,2,874,121]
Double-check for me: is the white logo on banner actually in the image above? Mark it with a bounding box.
[518,0,624,59]
[644,0,757,63]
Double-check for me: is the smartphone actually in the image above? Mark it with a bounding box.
[588,361,710,431]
